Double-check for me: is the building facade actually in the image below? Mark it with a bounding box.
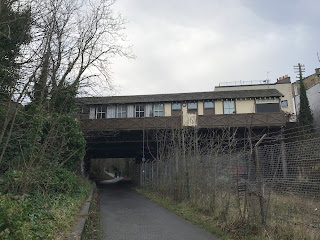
[77,89,286,131]
[215,77,295,121]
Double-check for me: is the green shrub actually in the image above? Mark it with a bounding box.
[0,177,91,239]
[0,194,33,239]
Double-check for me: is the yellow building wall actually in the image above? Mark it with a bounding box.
[236,100,255,113]
[274,83,295,115]
[182,104,188,115]
[164,103,171,116]
[198,101,204,115]
[215,83,295,115]
[215,101,223,114]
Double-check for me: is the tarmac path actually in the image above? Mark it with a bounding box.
[98,180,218,240]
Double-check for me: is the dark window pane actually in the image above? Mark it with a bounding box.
[256,103,280,112]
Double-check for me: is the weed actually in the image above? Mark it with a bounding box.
[82,186,102,240]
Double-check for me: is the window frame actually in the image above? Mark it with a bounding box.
[256,103,280,113]
[172,103,181,110]
[281,100,288,107]
[204,101,214,109]
[223,100,235,114]
[96,106,106,119]
[154,103,164,117]
[117,105,127,118]
[187,102,198,110]
[135,104,145,118]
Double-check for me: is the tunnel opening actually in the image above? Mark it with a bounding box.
[89,158,138,183]
[82,127,283,185]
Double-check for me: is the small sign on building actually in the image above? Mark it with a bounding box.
[183,113,197,127]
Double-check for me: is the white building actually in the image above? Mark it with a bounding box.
[293,68,320,127]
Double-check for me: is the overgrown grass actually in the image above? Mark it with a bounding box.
[266,192,320,240]
[136,187,320,240]
[82,186,102,240]
[0,176,91,240]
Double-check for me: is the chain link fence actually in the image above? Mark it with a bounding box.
[138,127,320,239]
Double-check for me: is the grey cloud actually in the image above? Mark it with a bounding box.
[241,0,320,26]
[110,0,320,96]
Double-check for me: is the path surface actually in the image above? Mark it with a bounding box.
[98,180,218,240]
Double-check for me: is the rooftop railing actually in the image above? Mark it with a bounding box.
[218,80,271,87]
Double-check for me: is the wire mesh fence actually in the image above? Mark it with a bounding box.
[138,127,320,239]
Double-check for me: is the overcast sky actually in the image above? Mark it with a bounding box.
[109,0,320,96]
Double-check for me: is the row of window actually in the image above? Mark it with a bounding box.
[91,100,283,119]
[172,101,235,114]
[92,101,231,119]
[95,103,165,119]
[171,101,215,110]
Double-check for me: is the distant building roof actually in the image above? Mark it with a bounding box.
[292,70,320,96]
[216,77,291,88]
[77,89,283,105]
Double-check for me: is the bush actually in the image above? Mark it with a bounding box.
[0,177,91,239]
[0,105,86,195]
[0,194,33,239]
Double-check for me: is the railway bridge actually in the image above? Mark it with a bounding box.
[77,89,288,172]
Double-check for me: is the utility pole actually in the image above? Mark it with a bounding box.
[294,63,305,80]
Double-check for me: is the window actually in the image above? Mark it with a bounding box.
[96,106,106,119]
[117,105,127,118]
[256,103,280,112]
[294,86,298,96]
[204,101,215,115]
[188,102,197,110]
[135,104,145,118]
[172,103,181,110]
[204,101,214,108]
[154,103,164,117]
[281,100,288,107]
[224,100,235,114]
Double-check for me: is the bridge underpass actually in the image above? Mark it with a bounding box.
[84,130,156,161]
[77,95,288,239]
[81,125,285,240]
[82,126,283,177]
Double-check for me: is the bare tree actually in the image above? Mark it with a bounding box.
[0,0,131,164]
[23,0,132,104]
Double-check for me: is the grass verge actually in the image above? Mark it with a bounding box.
[82,186,102,240]
[135,188,232,240]
[135,188,320,240]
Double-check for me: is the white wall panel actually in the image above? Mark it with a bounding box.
[127,105,134,118]
[107,106,116,118]
[145,104,153,117]
[89,107,95,119]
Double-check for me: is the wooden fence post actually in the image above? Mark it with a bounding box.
[254,134,267,225]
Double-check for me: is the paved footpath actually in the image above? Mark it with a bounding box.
[98,180,218,240]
